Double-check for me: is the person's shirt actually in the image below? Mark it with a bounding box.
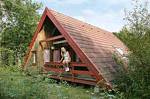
[62,51,71,61]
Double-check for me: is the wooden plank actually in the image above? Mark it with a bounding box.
[40,35,63,43]
[44,62,87,67]
[44,67,64,73]
[72,70,94,75]
[44,66,94,76]
[53,40,67,44]
[48,75,96,85]
[71,62,87,66]
[45,62,61,66]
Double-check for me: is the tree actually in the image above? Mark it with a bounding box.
[0,0,42,64]
[115,0,150,98]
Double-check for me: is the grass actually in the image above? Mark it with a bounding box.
[0,66,122,99]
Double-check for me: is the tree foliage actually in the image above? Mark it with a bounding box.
[0,0,42,64]
[115,0,150,98]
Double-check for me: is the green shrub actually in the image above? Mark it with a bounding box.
[114,1,150,98]
[0,48,14,66]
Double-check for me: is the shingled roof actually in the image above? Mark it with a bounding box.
[25,8,127,87]
[49,9,127,83]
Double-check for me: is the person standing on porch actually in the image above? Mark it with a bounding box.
[59,47,71,72]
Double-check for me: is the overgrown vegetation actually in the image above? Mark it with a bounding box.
[0,0,42,65]
[0,47,14,66]
[114,0,150,98]
[0,66,121,99]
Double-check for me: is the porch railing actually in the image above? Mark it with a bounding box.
[44,62,97,85]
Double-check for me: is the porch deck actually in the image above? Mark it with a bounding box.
[44,62,97,85]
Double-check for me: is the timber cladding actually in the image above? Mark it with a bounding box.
[25,29,46,69]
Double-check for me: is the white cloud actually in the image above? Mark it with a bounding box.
[75,9,125,32]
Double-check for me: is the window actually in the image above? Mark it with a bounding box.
[32,51,37,65]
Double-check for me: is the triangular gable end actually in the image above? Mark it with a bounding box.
[23,7,112,89]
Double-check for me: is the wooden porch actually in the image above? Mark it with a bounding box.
[44,62,97,85]
[37,31,99,85]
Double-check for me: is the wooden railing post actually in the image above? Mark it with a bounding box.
[71,64,75,82]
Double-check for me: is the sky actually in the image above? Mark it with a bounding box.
[34,0,149,32]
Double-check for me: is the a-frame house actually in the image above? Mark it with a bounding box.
[23,7,128,89]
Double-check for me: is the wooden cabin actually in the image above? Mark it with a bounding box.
[23,7,128,89]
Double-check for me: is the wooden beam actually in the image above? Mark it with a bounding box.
[44,66,64,73]
[72,70,94,75]
[71,62,87,67]
[53,40,67,44]
[48,75,96,85]
[40,35,64,43]
[44,66,94,76]
[44,62,62,66]
[44,62,87,67]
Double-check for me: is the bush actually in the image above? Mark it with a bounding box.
[114,1,150,98]
[0,48,14,66]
